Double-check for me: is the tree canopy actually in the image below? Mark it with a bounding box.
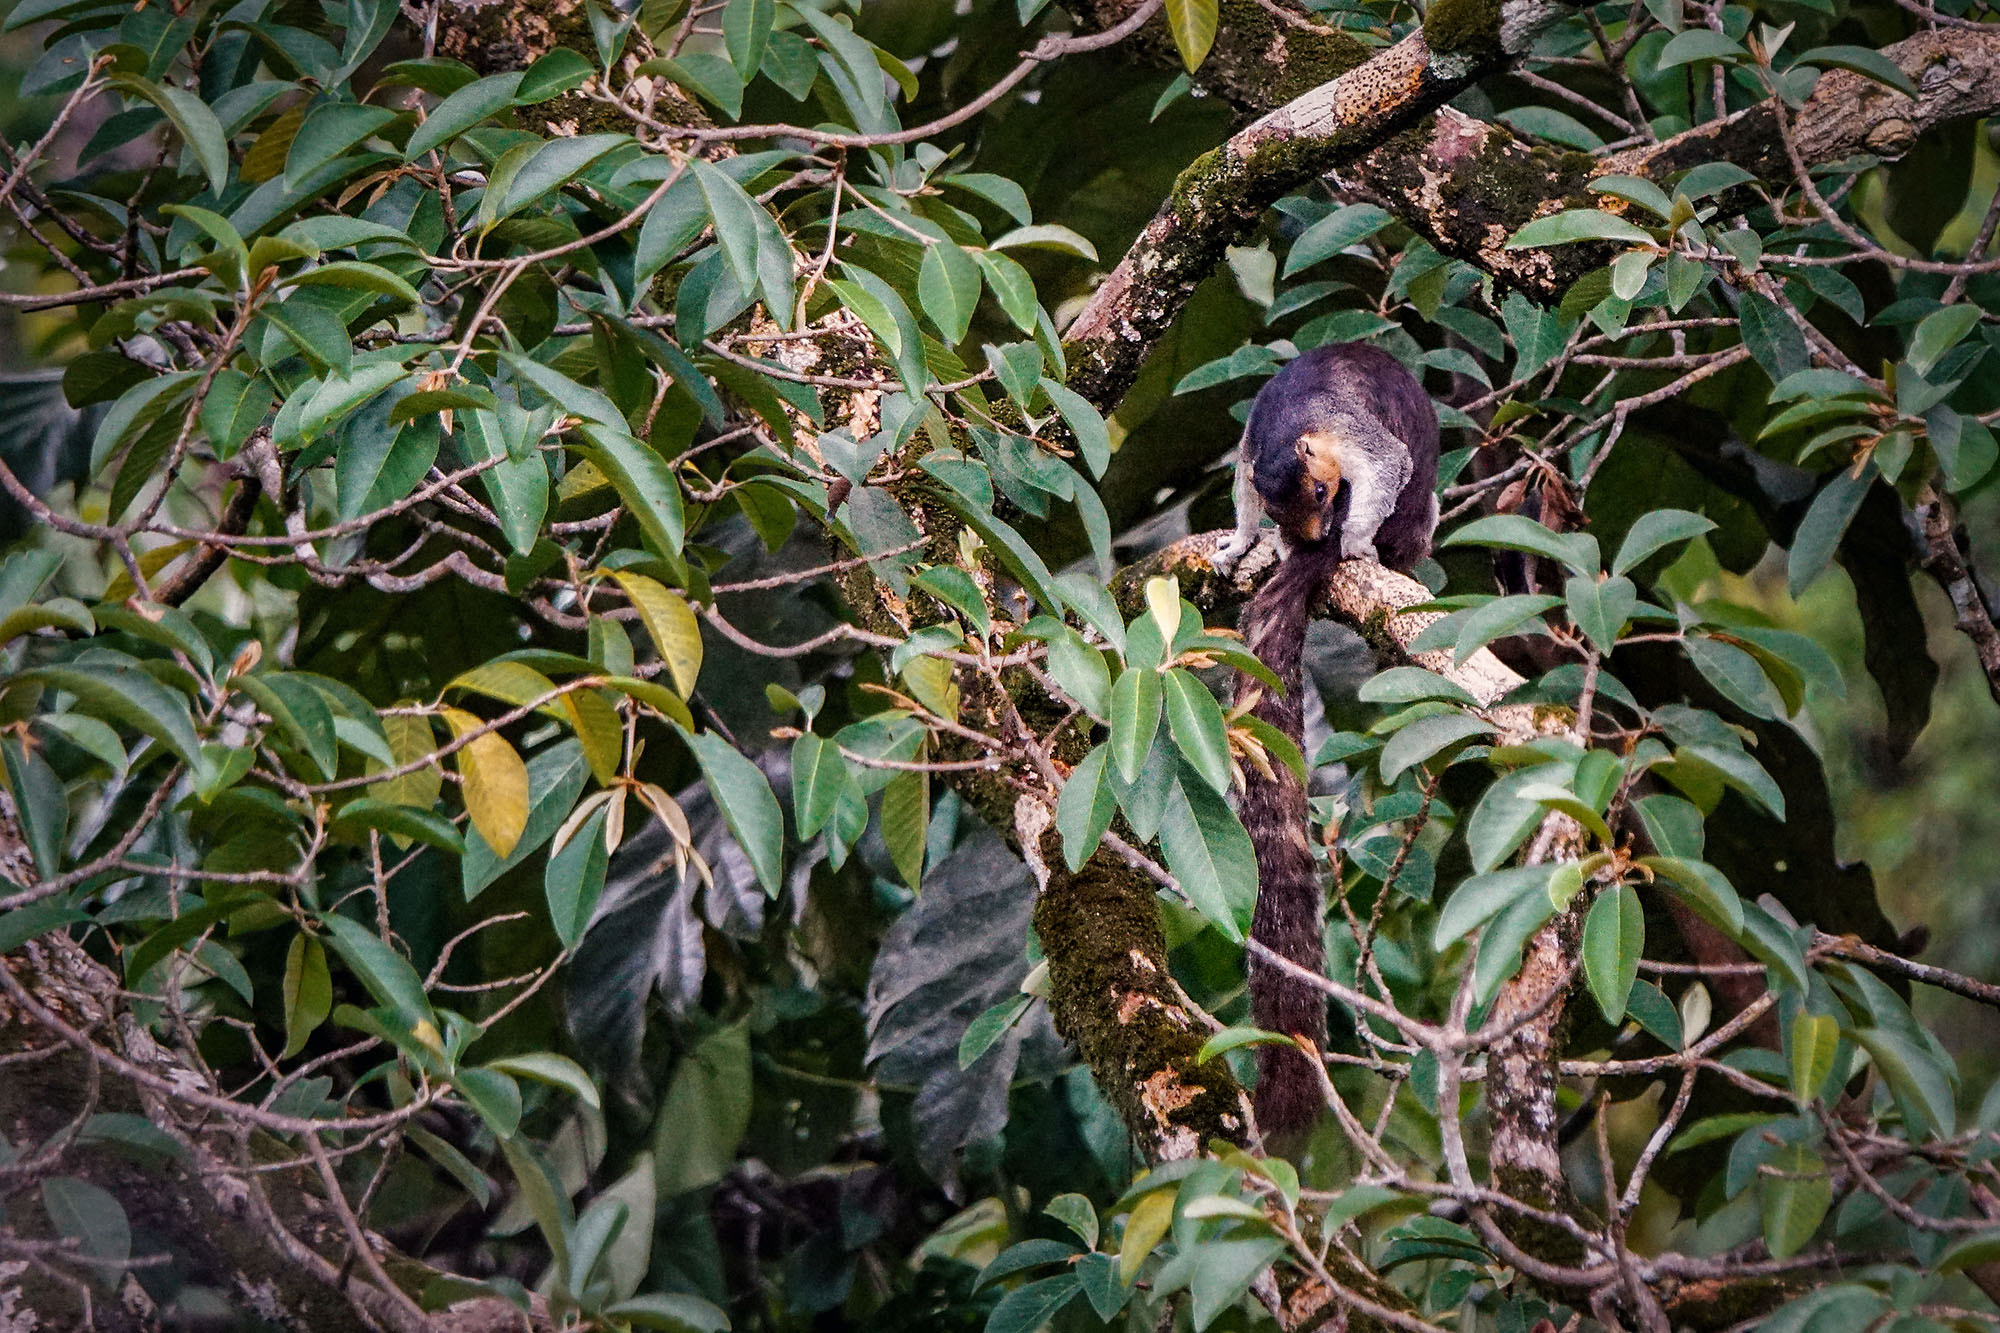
[4,0,2000,1329]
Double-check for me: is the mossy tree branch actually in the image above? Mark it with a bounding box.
[1076,4,2000,305]
[1060,0,1577,409]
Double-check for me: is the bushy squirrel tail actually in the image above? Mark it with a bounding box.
[1234,538,1341,1136]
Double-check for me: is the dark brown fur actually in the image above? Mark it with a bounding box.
[1234,344,1440,1135]
[1237,538,1345,1134]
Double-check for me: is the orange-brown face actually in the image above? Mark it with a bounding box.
[1289,429,1346,542]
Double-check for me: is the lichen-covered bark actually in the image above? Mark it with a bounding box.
[1069,0,1369,110]
[1062,18,1561,410]
[1091,11,2000,304]
[1480,896,1589,1266]
[1025,827,1249,1161]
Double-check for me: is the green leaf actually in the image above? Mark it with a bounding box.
[1108,666,1163,784]
[544,802,610,947]
[324,912,435,1032]
[880,766,929,890]
[1789,1012,1840,1104]
[281,933,333,1058]
[691,157,766,297]
[1284,203,1393,277]
[454,1066,522,1138]
[1848,1026,1955,1138]
[19,660,205,775]
[724,0,775,76]
[1739,292,1809,383]
[330,797,465,855]
[686,729,784,896]
[1162,668,1232,796]
[459,405,548,556]
[1685,636,1783,720]
[1057,744,1118,873]
[572,422,686,557]
[958,993,1032,1068]
[404,70,523,160]
[41,1177,131,1270]
[298,362,408,443]
[516,47,594,102]
[602,1293,730,1332]
[1358,666,1477,707]
[974,249,1038,333]
[198,370,273,460]
[1465,761,1571,871]
[284,101,398,190]
[791,732,850,841]
[1039,377,1111,478]
[484,1051,602,1111]
[1158,776,1257,941]
[1639,856,1743,933]
[1471,878,1560,1003]
[1045,629,1110,719]
[1565,574,1636,654]
[1583,883,1643,1024]
[987,1276,1081,1333]
[1379,711,1493,782]
[913,565,991,637]
[1936,1232,2000,1276]
[109,75,229,195]
[1441,515,1598,573]
[1787,466,1872,597]
[939,172,1033,226]
[1906,304,1981,378]
[1759,1142,1830,1260]
[976,1239,1083,1290]
[1163,0,1219,69]
[1612,509,1716,575]
[1678,743,1785,819]
[1506,208,1654,249]
[654,1021,753,1195]
[1792,44,1918,96]
[1656,27,1748,66]
[1433,865,1554,949]
[918,239,982,345]
[1196,1025,1298,1062]
[989,223,1098,261]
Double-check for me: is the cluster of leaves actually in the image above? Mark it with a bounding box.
[2,0,2000,1326]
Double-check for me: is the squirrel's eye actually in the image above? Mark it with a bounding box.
[1313,482,1328,503]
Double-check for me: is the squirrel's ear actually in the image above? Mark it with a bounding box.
[1296,430,1346,488]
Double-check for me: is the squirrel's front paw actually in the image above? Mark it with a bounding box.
[1340,535,1380,564]
[1213,530,1255,575]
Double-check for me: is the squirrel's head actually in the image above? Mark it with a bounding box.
[1254,425,1348,544]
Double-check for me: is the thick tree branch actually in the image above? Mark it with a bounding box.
[1080,5,2000,307]
[1062,0,1574,408]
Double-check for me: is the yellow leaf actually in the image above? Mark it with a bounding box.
[901,655,959,722]
[369,709,442,811]
[563,685,624,783]
[1119,1188,1176,1284]
[241,105,305,184]
[1144,574,1182,645]
[442,707,529,858]
[609,570,703,696]
[102,542,193,603]
[447,660,561,711]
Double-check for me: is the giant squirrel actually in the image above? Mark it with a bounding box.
[1212,343,1441,1136]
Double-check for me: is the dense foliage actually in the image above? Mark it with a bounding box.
[4,0,2000,1329]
